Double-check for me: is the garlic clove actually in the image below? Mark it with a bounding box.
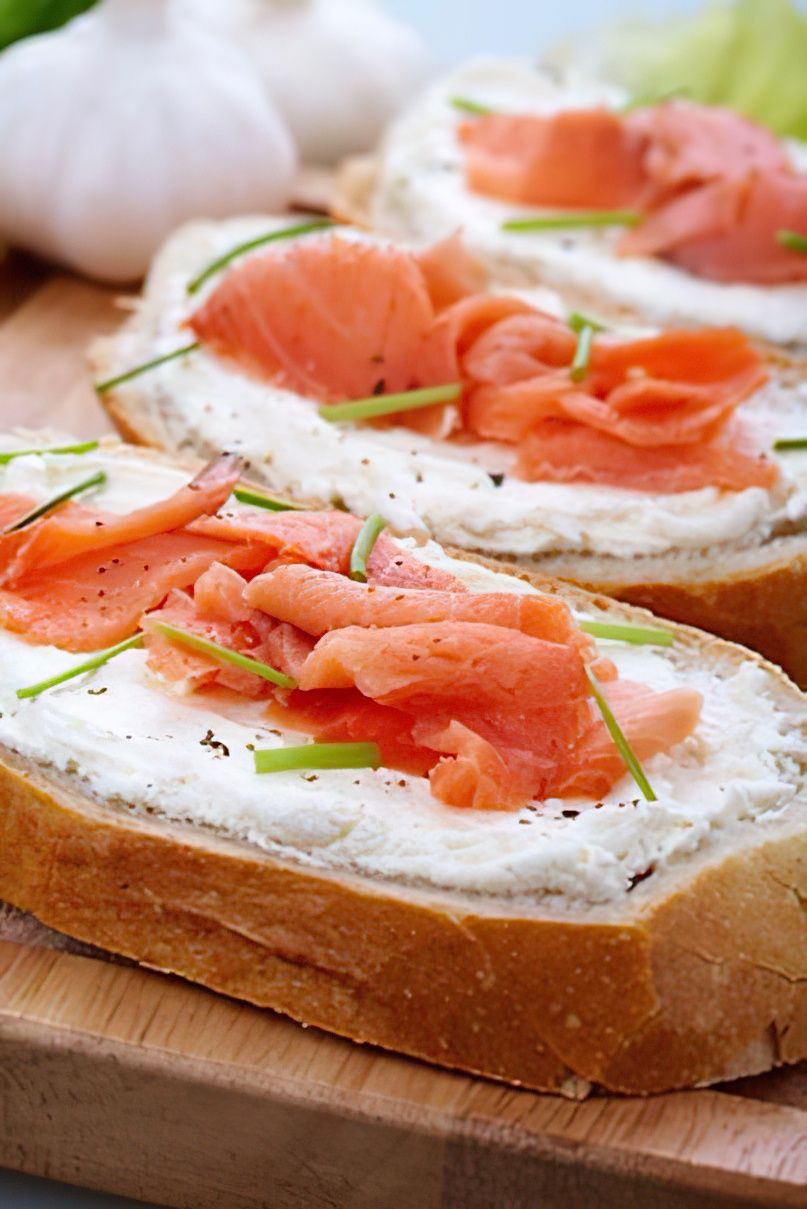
[0,0,297,282]
[190,0,431,165]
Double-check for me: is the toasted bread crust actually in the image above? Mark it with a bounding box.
[331,155,379,227]
[1,744,806,1096]
[536,546,807,691]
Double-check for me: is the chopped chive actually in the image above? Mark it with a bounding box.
[233,485,303,512]
[16,634,144,699]
[187,219,336,295]
[254,742,381,774]
[319,382,462,424]
[3,470,106,533]
[580,620,674,647]
[152,621,297,689]
[350,513,388,582]
[94,343,200,394]
[773,437,807,451]
[502,210,642,233]
[450,95,495,116]
[776,229,807,254]
[586,667,656,802]
[570,322,595,383]
[0,440,99,465]
[568,310,607,334]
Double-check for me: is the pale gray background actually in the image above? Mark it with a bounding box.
[3,0,805,1205]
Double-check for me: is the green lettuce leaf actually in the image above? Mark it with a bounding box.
[0,0,96,51]
[601,0,807,141]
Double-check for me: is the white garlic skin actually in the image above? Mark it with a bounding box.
[0,0,297,282]
[193,0,431,165]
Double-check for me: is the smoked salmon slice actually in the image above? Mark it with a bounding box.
[0,495,37,530]
[189,237,440,402]
[458,109,649,208]
[292,620,700,809]
[296,620,592,790]
[188,234,772,494]
[296,620,588,710]
[191,508,465,590]
[628,103,790,202]
[414,232,489,310]
[555,680,703,799]
[245,563,580,644]
[142,587,312,698]
[456,100,807,284]
[419,719,528,810]
[272,688,442,778]
[515,418,778,493]
[416,680,702,808]
[193,562,254,623]
[465,325,768,448]
[0,455,241,588]
[620,172,807,284]
[142,575,701,809]
[0,531,262,652]
[459,102,787,213]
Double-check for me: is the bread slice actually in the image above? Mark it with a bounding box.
[0,437,805,1096]
[91,218,807,687]
[344,57,807,348]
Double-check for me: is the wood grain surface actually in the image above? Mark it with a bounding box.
[0,243,806,1209]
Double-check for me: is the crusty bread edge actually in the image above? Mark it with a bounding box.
[1,441,806,1094]
[2,744,805,1098]
[331,154,380,227]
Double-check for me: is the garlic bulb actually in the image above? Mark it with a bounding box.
[192,0,430,165]
[0,0,297,282]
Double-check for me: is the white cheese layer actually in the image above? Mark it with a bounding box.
[0,444,804,910]
[103,216,807,560]
[370,58,807,347]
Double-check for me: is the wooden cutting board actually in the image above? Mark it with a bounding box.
[0,246,806,1209]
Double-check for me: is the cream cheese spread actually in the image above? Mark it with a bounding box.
[370,57,807,346]
[0,444,803,910]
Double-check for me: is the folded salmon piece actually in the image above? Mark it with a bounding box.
[292,619,699,808]
[0,530,263,652]
[463,322,767,446]
[515,418,779,493]
[190,508,465,590]
[630,102,789,191]
[190,236,439,402]
[296,619,594,804]
[270,687,441,778]
[458,109,649,208]
[245,563,580,644]
[555,680,704,800]
[620,172,807,285]
[0,454,241,588]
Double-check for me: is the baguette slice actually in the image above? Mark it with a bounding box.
[92,217,807,687]
[0,438,805,1096]
[344,57,807,348]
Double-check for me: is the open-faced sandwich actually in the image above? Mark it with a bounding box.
[0,436,805,1095]
[341,57,807,346]
[92,218,807,684]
